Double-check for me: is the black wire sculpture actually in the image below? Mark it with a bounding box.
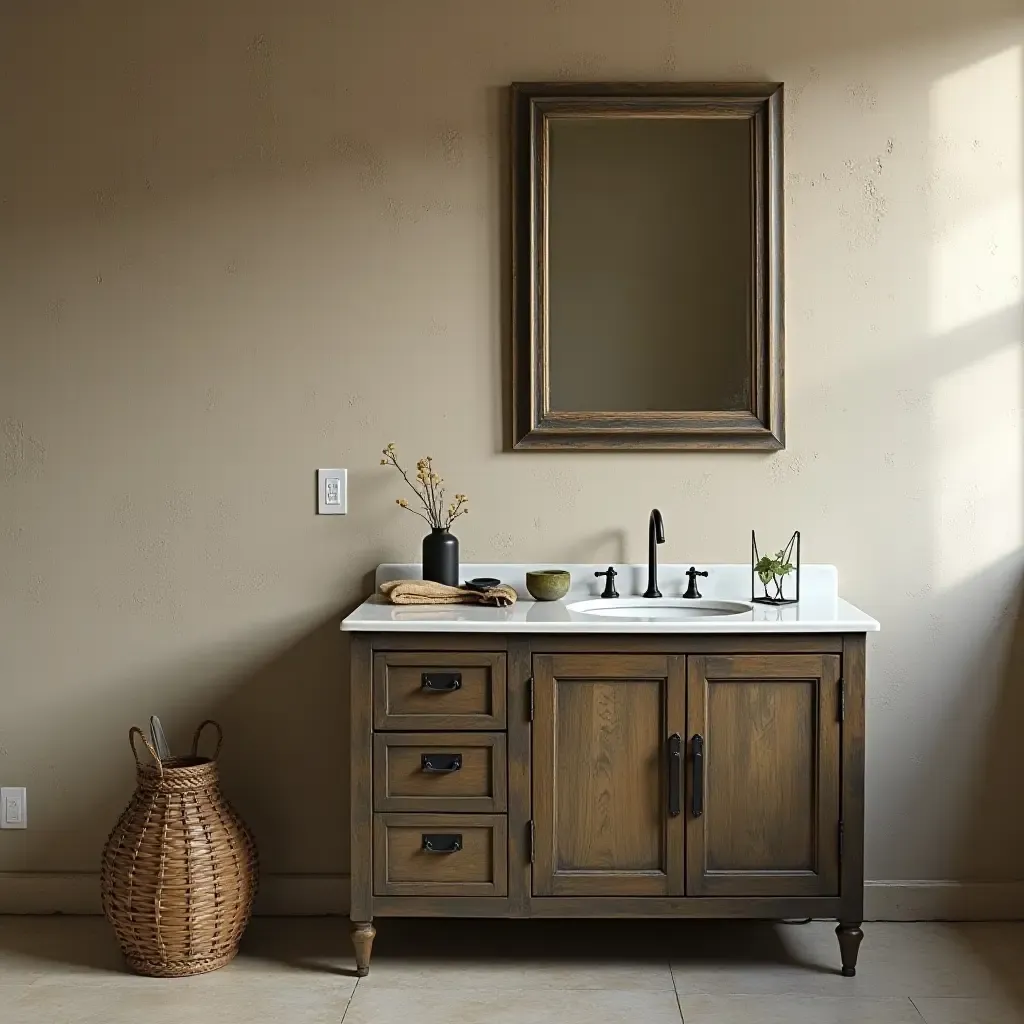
[751,530,800,605]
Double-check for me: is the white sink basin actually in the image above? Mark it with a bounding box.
[567,598,752,620]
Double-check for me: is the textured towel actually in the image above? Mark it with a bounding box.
[379,579,518,607]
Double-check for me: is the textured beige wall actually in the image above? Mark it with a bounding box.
[2,1,1023,893]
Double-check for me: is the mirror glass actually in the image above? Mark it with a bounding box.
[546,117,753,413]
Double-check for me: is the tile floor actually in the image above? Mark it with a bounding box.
[1,916,1023,1023]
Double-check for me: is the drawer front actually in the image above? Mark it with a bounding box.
[373,813,508,897]
[374,733,507,813]
[373,652,507,730]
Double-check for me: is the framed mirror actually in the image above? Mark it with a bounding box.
[511,82,784,450]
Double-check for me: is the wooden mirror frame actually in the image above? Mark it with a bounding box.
[511,82,784,451]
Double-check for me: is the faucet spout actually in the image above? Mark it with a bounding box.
[644,509,665,598]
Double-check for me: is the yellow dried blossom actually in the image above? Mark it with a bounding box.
[379,443,468,529]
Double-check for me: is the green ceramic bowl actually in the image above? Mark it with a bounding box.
[526,569,571,601]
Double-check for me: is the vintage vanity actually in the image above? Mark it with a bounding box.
[342,563,879,977]
[341,81,876,978]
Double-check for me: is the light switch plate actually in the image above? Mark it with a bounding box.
[317,468,347,515]
[0,787,26,829]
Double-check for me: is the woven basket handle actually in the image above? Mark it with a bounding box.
[129,726,164,777]
[191,719,223,760]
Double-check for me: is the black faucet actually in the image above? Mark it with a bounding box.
[643,509,665,598]
[594,567,619,599]
[683,566,709,599]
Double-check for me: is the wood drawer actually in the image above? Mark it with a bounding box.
[373,733,507,813]
[372,652,506,730]
[373,813,508,897]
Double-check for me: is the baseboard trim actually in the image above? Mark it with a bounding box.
[1,874,1021,920]
[865,881,1024,921]
[0,873,102,915]
[0,872,351,916]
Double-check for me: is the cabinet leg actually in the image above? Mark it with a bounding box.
[351,920,376,977]
[836,922,864,977]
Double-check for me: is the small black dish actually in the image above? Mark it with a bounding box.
[464,577,501,591]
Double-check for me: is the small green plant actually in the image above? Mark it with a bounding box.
[755,550,795,599]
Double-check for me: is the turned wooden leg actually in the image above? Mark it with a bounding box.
[351,920,376,977]
[836,922,864,977]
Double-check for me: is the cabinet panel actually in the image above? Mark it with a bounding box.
[373,732,507,813]
[373,813,508,897]
[533,654,684,896]
[372,652,506,730]
[686,654,840,897]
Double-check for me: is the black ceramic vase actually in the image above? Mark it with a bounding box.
[422,528,459,587]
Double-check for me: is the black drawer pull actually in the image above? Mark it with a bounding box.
[667,733,681,817]
[421,753,462,774]
[421,672,462,692]
[422,833,462,853]
[692,733,704,818]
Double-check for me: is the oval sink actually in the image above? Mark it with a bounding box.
[567,598,751,620]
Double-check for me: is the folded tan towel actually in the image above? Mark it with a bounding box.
[379,579,518,607]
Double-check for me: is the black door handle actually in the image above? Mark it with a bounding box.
[421,753,462,774]
[692,734,704,818]
[422,833,462,853]
[667,733,681,816]
[421,672,462,692]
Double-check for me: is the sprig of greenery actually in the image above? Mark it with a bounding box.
[755,550,795,586]
[380,443,469,530]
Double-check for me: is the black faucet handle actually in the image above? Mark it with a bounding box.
[594,567,619,599]
[683,566,709,599]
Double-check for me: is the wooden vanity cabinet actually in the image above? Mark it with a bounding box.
[349,633,866,978]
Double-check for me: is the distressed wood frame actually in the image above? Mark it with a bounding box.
[511,81,785,450]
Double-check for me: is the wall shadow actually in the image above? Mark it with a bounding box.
[209,612,353,877]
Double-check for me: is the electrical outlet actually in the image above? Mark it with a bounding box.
[317,468,347,515]
[0,787,26,829]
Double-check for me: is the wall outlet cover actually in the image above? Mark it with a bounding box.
[0,787,26,829]
[317,468,347,515]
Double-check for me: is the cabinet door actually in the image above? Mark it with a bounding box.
[533,654,685,896]
[688,655,839,897]
[686,654,841,897]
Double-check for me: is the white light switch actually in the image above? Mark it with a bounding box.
[0,787,26,829]
[317,468,347,515]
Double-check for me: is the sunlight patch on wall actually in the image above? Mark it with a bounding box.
[929,45,1023,590]
[930,199,1022,335]
[928,46,1021,336]
[933,344,1022,590]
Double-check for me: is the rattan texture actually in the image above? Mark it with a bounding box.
[100,721,258,977]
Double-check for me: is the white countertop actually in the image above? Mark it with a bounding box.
[340,563,880,634]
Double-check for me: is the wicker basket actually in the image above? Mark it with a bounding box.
[101,721,258,977]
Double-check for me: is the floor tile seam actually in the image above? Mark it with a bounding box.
[669,960,686,1022]
[907,995,930,1022]
[339,976,359,1023]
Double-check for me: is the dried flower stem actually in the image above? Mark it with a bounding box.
[389,454,429,508]
[426,458,440,523]
[380,443,469,530]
